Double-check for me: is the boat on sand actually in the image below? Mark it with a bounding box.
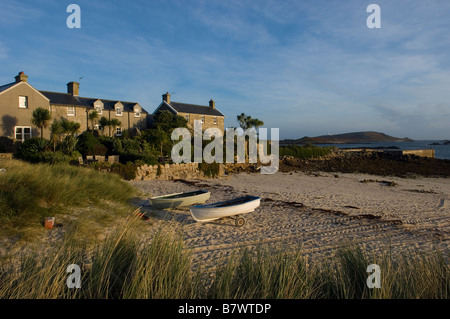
[189,195,261,227]
[149,189,210,209]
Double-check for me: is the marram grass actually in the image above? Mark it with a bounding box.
[0,218,448,299]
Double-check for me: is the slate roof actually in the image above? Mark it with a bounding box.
[0,82,18,93]
[39,91,148,113]
[164,101,225,117]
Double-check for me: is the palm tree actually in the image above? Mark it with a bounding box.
[31,107,52,139]
[50,120,63,152]
[98,116,110,136]
[88,110,99,131]
[109,118,122,137]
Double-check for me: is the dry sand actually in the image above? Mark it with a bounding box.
[130,171,450,271]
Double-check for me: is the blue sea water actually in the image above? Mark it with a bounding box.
[316,140,450,160]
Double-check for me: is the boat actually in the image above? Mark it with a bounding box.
[149,189,210,209]
[189,195,261,227]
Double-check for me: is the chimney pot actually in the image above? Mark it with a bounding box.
[15,71,28,83]
[67,81,80,96]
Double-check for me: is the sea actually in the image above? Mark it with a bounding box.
[315,140,450,160]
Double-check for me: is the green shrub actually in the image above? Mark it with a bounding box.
[110,162,138,180]
[199,161,220,178]
[0,136,16,153]
[14,138,52,163]
[77,131,103,156]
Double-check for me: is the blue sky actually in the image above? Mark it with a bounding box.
[1,0,450,140]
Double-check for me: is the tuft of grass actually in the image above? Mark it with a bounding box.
[0,159,137,239]
[0,216,200,299]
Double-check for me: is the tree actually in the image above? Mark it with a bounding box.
[98,116,110,136]
[109,118,122,137]
[237,113,264,131]
[60,118,80,136]
[143,110,188,156]
[49,120,64,152]
[31,107,52,139]
[88,110,99,130]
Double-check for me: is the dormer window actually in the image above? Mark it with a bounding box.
[94,100,104,115]
[114,102,124,117]
[134,104,141,118]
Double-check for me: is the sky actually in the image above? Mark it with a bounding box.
[1,0,450,140]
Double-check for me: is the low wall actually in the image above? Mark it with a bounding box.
[342,149,435,158]
[0,153,13,159]
[135,162,226,181]
[402,149,435,158]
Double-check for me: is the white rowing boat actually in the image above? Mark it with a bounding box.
[189,195,261,227]
[149,189,210,209]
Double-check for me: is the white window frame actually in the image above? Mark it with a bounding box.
[15,126,32,142]
[95,105,103,115]
[67,106,75,116]
[213,117,217,125]
[116,107,123,116]
[115,127,122,137]
[19,96,28,108]
[201,116,205,124]
[94,124,100,130]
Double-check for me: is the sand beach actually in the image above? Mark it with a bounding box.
[130,171,450,271]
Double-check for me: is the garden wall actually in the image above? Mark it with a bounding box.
[134,162,226,180]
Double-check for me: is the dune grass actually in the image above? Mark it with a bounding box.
[0,217,448,299]
[0,159,136,238]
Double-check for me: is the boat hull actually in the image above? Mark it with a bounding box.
[149,190,210,209]
[189,196,261,222]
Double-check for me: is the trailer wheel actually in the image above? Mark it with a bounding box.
[235,217,246,227]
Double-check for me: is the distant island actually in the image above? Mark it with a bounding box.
[281,131,414,145]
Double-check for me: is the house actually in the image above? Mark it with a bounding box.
[152,92,226,132]
[0,72,148,141]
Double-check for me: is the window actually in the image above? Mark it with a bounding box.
[94,124,100,130]
[67,106,75,116]
[15,126,32,142]
[19,96,28,108]
[185,114,190,122]
[213,117,217,125]
[95,105,103,115]
[116,107,123,116]
[201,116,205,124]
[115,127,122,136]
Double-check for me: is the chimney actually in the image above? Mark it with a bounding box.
[162,92,170,103]
[67,81,80,96]
[209,99,215,108]
[15,71,28,83]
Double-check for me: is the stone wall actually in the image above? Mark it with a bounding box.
[0,153,13,159]
[134,162,226,180]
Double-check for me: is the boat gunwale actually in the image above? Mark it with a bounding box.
[191,195,261,209]
[150,189,210,201]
